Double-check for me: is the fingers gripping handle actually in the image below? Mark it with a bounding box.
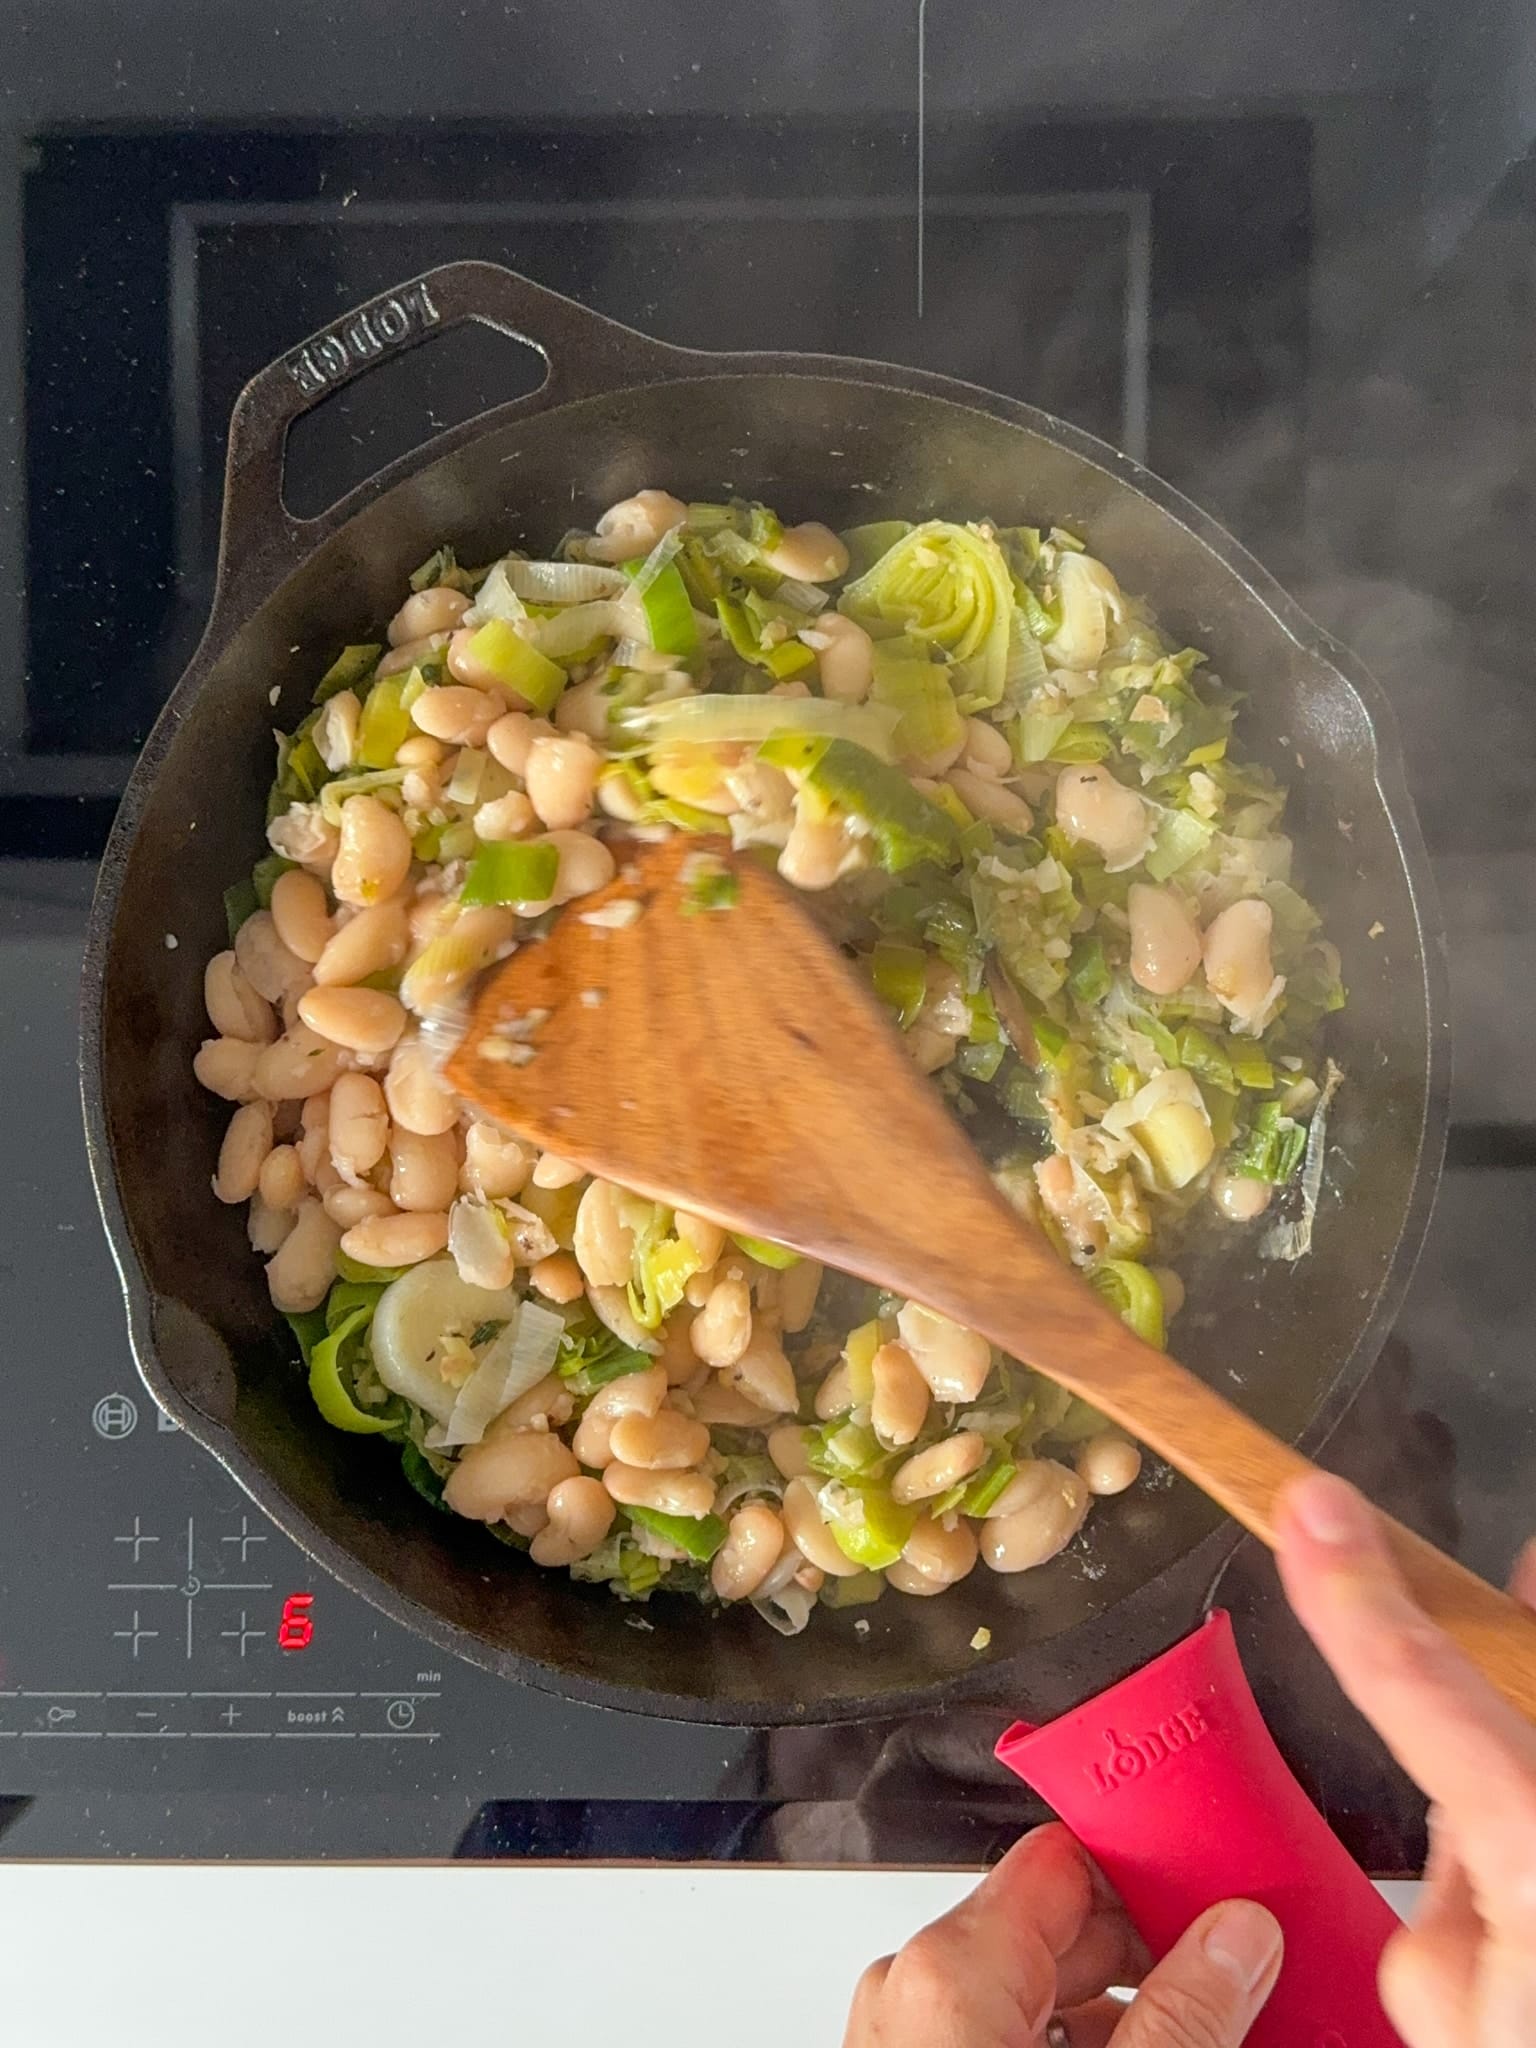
[996,1614,1403,2048]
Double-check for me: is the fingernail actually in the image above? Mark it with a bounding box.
[1203,1901,1283,1993]
[1284,1472,1370,1550]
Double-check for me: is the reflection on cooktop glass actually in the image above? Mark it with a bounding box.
[22,119,1308,764]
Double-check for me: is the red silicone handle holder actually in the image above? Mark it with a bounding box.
[995,1611,1403,2048]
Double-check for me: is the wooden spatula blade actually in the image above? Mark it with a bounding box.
[446,834,1056,1313]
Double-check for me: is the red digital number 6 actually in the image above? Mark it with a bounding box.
[277,1593,314,1651]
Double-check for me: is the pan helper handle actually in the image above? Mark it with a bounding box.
[996,1612,1403,2048]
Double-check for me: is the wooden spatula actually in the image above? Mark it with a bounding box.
[447,834,1536,1719]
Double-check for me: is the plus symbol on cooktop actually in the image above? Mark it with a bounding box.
[113,1516,159,1564]
[219,1611,266,1659]
[221,1516,267,1564]
[112,1609,159,1659]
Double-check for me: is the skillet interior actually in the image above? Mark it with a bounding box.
[85,366,1445,1723]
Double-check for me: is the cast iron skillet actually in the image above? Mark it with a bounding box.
[81,261,1449,1725]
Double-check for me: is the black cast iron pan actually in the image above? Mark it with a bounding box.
[80,261,1450,1725]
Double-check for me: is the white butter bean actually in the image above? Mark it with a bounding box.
[485,710,545,778]
[1128,883,1202,996]
[602,1464,716,1518]
[389,1128,460,1214]
[339,1209,449,1268]
[213,1102,273,1204]
[265,1199,342,1312]
[891,1431,987,1505]
[445,1422,579,1522]
[781,1478,862,1577]
[811,612,873,702]
[389,585,470,645]
[270,870,333,964]
[588,489,688,564]
[871,1341,931,1448]
[258,1143,306,1211]
[252,1025,348,1102]
[608,1409,712,1472]
[767,1426,814,1481]
[979,1460,1089,1572]
[525,734,600,830]
[1203,898,1280,1029]
[410,684,501,748]
[1211,1172,1273,1222]
[204,951,278,1042]
[571,1364,668,1469]
[886,1515,978,1596]
[383,1033,458,1137]
[460,1122,532,1200]
[312,899,409,988]
[331,796,412,909]
[234,911,311,1006]
[1055,764,1150,870]
[765,521,848,583]
[194,1036,263,1103]
[724,1325,798,1414]
[1076,1432,1142,1497]
[948,768,1033,833]
[327,1072,389,1183]
[895,1302,992,1403]
[711,1503,786,1601]
[572,1180,636,1288]
[298,985,407,1057]
[530,1477,615,1567]
[689,1276,752,1368]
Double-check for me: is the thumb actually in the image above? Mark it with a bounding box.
[1075,1901,1282,2048]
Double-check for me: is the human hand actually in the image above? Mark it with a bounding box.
[843,1821,1282,2047]
[1276,1471,1536,2046]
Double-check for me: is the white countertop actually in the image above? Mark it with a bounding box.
[0,1866,1420,2047]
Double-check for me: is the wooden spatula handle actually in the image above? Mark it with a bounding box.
[992,1321,1536,1723]
[1379,1525,1536,1723]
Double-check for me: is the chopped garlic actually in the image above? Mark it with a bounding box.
[480,1039,537,1067]
[580,899,643,930]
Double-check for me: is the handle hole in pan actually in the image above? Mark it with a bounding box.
[281,318,548,521]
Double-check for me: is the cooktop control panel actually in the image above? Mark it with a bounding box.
[4,1389,451,1786]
